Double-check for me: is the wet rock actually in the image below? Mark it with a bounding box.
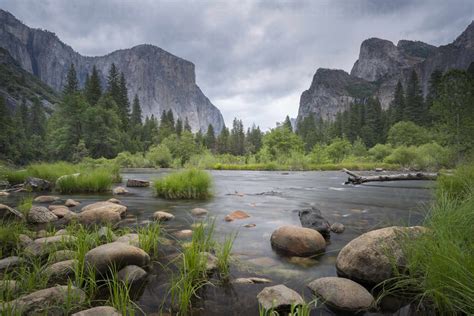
[232,277,272,284]
[0,203,23,220]
[79,202,127,225]
[244,223,256,228]
[44,259,77,285]
[271,225,326,257]
[336,226,426,285]
[116,233,140,247]
[107,198,122,204]
[330,222,345,234]
[51,207,75,218]
[34,195,60,203]
[113,186,129,195]
[114,218,138,229]
[257,284,304,311]
[126,179,150,187]
[298,207,331,239]
[153,210,175,222]
[3,285,86,315]
[224,210,250,222]
[287,256,318,268]
[85,242,150,275]
[98,226,117,242]
[49,250,77,263]
[307,277,374,312]
[25,235,77,257]
[191,207,208,216]
[201,252,218,272]
[65,199,80,207]
[24,177,52,191]
[118,265,147,285]
[0,256,23,273]
[72,306,121,316]
[27,206,58,224]
[248,257,280,267]
[18,234,33,247]
[174,229,193,238]
[82,202,127,215]
[0,191,10,197]
[0,280,20,296]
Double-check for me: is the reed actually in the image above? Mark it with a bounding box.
[154,169,212,199]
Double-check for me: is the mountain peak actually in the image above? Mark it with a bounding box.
[454,20,474,49]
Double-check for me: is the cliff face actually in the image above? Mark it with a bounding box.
[0,9,224,132]
[298,21,474,124]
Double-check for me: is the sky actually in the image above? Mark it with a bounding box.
[2,0,473,130]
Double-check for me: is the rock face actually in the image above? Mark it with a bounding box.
[270,225,326,257]
[307,277,374,312]
[0,9,224,133]
[297,21,474,124]
[336,226,426,285]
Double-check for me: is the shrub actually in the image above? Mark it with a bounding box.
[387,121,431,146]
[145,144,172,168]
[368,144,393,162]
[414,143,454,170]
[326,138,352,163]
[436,164,474,201]
[384,146,419,167]
[115,151,150,168]
[153,169,212,199]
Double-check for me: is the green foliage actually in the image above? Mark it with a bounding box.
[384,143,453,170]
[216,233,236,279]
[115,151,151,168]
[56,168,113,193]
[137,222,161,257]
[162,131,201,166]
[368,144,393,162]
[262,126,304,160]
[325,138,352,163]
[387,121,431,146]
[154,169,212,199]
[436,164,474,201]
[145,144,172,168]
[384,146,419,167]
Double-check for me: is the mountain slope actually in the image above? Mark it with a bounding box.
[298,21,474,124]
[0,9,224,132]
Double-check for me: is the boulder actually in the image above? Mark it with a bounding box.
[98,226,117,242]
[34,195,60,203]
[117,265,147,285]
[307,277,374,312]
[0,203,23,220]
[126,179,150,187]
[257,284,304,311]
[44,259,77,285]
[65,199,80,207]
[72,306,121,316]
[174,229,193,239]
[0,191,10,197]
[153,210,175,222]
[191,208,208,216]
[85,242,150,275]
[336,226,426,285]
[81,202,127,215]
[116,233,140,247]
[298,207,331,239]
[24,177,52,191]
[49,250,77,263]
[25,235,77,257]
[270,225,326,257]
[27,206,58,224]
[107,198,122,204]
[18,234,33,247]
[4,285,85,315]
[55,229,68,236]
[224,210,250,222]
[232,277,272,284]
[0,279,20,296]
[51,207,75,218]
[330,222,345,234]
[0,256,23,273]
[48,205,66,211]
[79,202,127,225]
[113,186,129,195]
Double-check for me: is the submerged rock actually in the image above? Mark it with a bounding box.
[336,226,426,285]
[126,179,150,187]
[232,277,272,284]
[307,277,374,312]
[27,206,58,224]
[271,225,326,257]
[3,285,86,315]
[85,242,150,275]
[113,186,129,195]
[24,177,52,191]
[65,199,80,207]
[72,306,121,316]
[191,207,208,216]
[330,222,345,234]
[174,229,193,239]
[257,284,304,311]
[34,195,60,203]
[224,210,250,222]
[153,210,175,222]
[298,207,331,239]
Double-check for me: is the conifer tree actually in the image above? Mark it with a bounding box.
[85,65,102,106]
[130,94,142,126]
[117,72,131,128]
[175,118,183,136]
[217,126,230,154]
[404,70,424,125]
[390,81,405,124]
[283,115,293,132]
[205,124,216,152]
[29,98,46,137]
[230,118,245,155]
[64,63,79,95]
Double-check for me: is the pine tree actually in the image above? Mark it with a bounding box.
[404,70,424,125]
[85,65,102,106]
[166,110,175,129]
[230,118,245,155]
[390,81,405,124]
[107,63,121,104]
[205,124,216,152]
[130,94,142,126]
[29,98,47,137]
[175,118,183,136]
[117,72,130,128]
[362,97,383,147]
[283,115,293,132]
[64,63,79,95]
[217,126,230,154]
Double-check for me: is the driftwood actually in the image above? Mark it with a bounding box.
[343,168,438,185]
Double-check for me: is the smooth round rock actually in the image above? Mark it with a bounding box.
[224,210,250,222]
[270,225,326,257]
[307,277,374,312]
[49,250,77,264]
[79,202,126,225]
[330,222,345,234]
[112,186,128,195]
[27,206,58,224]
[51,207,74,218]
[34,196,60,203]
[72,306,121,316]
[116,233,140,247]
[81,202,127,215]
[336,226,426,285]
[107,198,122,204]
[44,259,77,285]
[65,199,80,207]
[174,229,193,238]
[153,211,175,222]
[257,284,304,311]
[117,265,147,285]
[191,208,208,216]
[85,242,150,275]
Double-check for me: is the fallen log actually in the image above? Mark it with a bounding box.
[343,168,438,185]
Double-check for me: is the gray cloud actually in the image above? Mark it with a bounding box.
[2,0,473,129]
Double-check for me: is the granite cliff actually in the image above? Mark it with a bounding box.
[0,9,224,132]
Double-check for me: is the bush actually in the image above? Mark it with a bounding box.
[436,164,474,201]
[414,143,454,171]
[115,151,150,168]
[368,144,393,162]
[154,169,212,199]
[387,121,431,146]
[384,146,419,167]
[146,144,173,168]
[326,138,352,163]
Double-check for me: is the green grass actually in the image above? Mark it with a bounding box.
[212,162,399,171]
[377,164,474,314]
[0,221,28,258]
[56,169,113,193]
[137,223,161,257]
[154,169,213,199]
[216,233,236,280]
[106,266,137,316]
[17,196,33,217]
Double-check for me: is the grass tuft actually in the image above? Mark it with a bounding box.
[154,169,212,199]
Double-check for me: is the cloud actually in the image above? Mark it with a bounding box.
[2,0,473,129]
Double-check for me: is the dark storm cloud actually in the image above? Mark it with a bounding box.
[2,0,473,128]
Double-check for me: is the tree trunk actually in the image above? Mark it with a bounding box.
[343,168,438,185]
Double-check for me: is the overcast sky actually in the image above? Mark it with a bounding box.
[2,0,473,129]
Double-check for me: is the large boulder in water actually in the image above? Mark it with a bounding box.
[257,284,304,311]
[24,177,52,191]
[271,225,326,257]
[298,207,331,239]
[79,202,127,225]
[336,226,426,285]
[85,242,150,275]
[307,277,374,312]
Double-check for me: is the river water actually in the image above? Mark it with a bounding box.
[3,169,435,315]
